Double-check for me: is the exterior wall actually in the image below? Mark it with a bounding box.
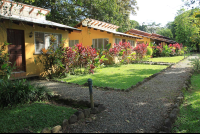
[113,35,136,47]
[125,32,151,45]
[0,20,69,77]
[69,26,113,47]
[69,25,137,48]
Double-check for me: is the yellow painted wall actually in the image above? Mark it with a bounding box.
[0,20,69,77]
[69,26,136,48]
[125,32,151,45]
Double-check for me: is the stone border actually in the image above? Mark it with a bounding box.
[49,56,189,93]
[40,103,106,133]
[16,95,106,133]
[158,69,195,133]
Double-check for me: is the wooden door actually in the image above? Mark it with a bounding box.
[7,29,25,72]
[122,39,126,43]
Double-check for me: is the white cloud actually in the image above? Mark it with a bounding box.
[130,0,185,27]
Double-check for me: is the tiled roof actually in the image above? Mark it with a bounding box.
[0,0,81,32]
[74,18,142,39]
[126,29,176,44]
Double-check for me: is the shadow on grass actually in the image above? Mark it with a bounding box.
[0,103,77,133]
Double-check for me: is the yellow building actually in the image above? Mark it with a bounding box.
[0,0,81,79]
[125,29,176,46]
[69,18,142,50]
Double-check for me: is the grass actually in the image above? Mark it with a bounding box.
[172,73,200,133]
[147,56,183,63]
[147,55,190,63]
[0,102,77,133]
[57,64,168,89]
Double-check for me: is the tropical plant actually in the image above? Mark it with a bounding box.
[146,46,153,57]
[0,42,16,81]
[133,43,147,61]
[64,43,98,75]
[190,55,200,72]
[0,79,53,108]
[161,44,172,57]
[35,35,66,79]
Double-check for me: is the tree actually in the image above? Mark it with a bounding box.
[156,28,173,39]
[137,22,148,32]
[146,22,161,33]
[129,20,140,29]
[166,21,176,40]
[174,8,200,51]
[12,0,138,32]
[182,0,200,8]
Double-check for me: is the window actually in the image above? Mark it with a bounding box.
[137,41,144,45]
[35,32,62,54]
[128,40,135,47]
[69,40,79,47]
[115,38,121,44]
[92,38,109,50]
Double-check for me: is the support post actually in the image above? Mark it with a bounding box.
[88,78,94,109]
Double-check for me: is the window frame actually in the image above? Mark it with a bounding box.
[115,38,121,45]
[127,40,135,47]
[92,38,109,50]
[34,31,62,54]
[69,40,79,47]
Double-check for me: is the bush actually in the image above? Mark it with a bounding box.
[133,43,147,60]
[152,45,162,57]
[146,46,153,56]
[64,43,99,74]
[0,79,53,108]
[35,35,66,79]
[161,45,172,57]
[190,55,200,72]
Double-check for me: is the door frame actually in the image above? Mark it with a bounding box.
[7,28,26,72]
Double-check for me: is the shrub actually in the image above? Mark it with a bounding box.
[133,43,147,60]
[35,35,66,79]
[0,42,15,81]
[190,55,200,72]
[152,45,162,57]
[146,46,153,56]
[161,45,172,57]
[0,79,53,108]
[64,43,98,74]
[109,42,133,64]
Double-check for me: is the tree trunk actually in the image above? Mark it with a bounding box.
[196,43,200,52]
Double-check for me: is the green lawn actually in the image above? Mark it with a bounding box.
[58,64,168,89]
[147,56,187,63]
[172,73,200,133]
[0,102,77,133]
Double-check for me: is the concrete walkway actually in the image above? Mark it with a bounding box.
[31,55,197,133]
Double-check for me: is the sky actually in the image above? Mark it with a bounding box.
[130,0,185,27]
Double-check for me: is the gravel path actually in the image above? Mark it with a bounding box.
[31,55,198,133]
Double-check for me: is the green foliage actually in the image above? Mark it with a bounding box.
[14,0,138,32]
[174,8,200,50]
[0,79,53,108]
[190,55,200,72]
[172,72,200,133]
[146,46,153,56]
[156,28,173,39]
[0,42,16,81]
[0,102,77,133]
[34,35,66,79]
[161,45,172,57]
